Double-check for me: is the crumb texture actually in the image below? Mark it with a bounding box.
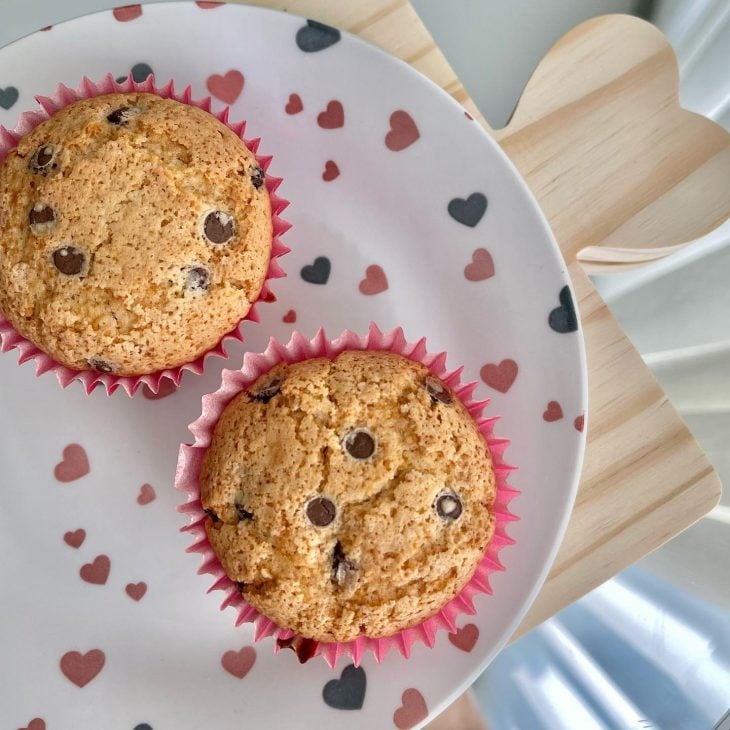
[201,351,496,642]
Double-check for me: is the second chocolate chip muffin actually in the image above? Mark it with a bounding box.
[0,92,272,375]
[200,350,496,643]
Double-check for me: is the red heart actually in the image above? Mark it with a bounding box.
[359,265,388,296]
[80,555,110,585]
[282,309,297,324]
[464,248,495,281]
[125,581,147,601]
[385,110,420,151]
[137,483,156,505]
[480,359,518,393]
[143,379,178,399]
[20,719,45,730]
[207,70,244,104]
[393,689,428,729]
[322,160,340,181]
[196,1,223,7]
[448,623,479,653]
[317,100,344,129]
[63,529,86,549]
[54,444,89,483]
[285,93,303,115]
[574,414,585,432]
[543,400,563,422]
[112,4,142,21]
[60,649,105,688]
[221,646,256,679]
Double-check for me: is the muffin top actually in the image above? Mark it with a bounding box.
[0,92,272,375]
[200,350,496,643]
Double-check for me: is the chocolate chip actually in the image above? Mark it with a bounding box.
[424,376,452,405]
[203,211,235,244]
[343,429,376,460]
[235,501,253,521]
[106,105,141,125]
[29,143,58,173]
[276,636,319,663]
[28,203,56,232]
[184,265,209,292]
[51,245,85,276]
[331,541,356,586]
[87,358,114,374]
[250,166,264,189]
[249,377,282,403]
[306,497,336,527]
[204,508,220,523]
[435,491,462,521]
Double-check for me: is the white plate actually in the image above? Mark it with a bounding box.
[0,3,587,728]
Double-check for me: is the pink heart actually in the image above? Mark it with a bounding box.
[393,689,428,729]
[285,93,303,114]
[543,400,564,422]
[448,623,479,653]
[385,110,420,151]
[137,483,156,505]
[282,309,297,324]
[464,248,495,281]
[480,359,518,393]
[317,100,344,129]
[359,265,388,296]
[20,719,45,730]
[322,160,340,181]
[112,4,142,22]
[574,414,585,432]
[143,379,178,399]
[59,649,105,688]
[221,646,256,679]
[125,581,147,601]
[206,70,245,104]
[63,529,86,549]
[80,555,110,585]
[54,444,89,482]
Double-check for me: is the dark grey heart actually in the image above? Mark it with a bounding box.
[548,285,578,333]
[322,664,366,710]
[301,256,331,285]
[448,192,487,227]
[117,63,154,84]
[296,19,341,52]
[0,86,19,110]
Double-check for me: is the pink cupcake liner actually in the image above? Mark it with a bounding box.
[0,73,291,396]
[176,323,519,667]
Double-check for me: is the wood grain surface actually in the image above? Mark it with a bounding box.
[233,0,725,644]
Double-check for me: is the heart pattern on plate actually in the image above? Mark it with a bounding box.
[221,646,256,679]
[137,483,156,505]
[393,689,428,729]
[0,85,19,110]
[448,623,479,653]
[480,359,518,393]
[322,160,340,181]
[285,92,303,114]
[142,380,177,399]
[549,285,578,333]
[464,248,495,281]
[63,528,86,549]
[574,414,585,432]
[60,649,105,687]
[206,69,244,104]
[317,100,344,129]
[448,193,488,227]
[19,719,45,730]
[385,110,420,151]
[296,19,341,53]
[300,256,331,285]
[282,309,297,323]
[54,444,90,483]
[322,664,366,710]
[80,555,110,585]
[112,4,142,22]
[543,400,563,422]
[359,265,388,295]
[125,582,147,601]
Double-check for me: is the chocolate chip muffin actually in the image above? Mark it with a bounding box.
[0,92,272,375]
[200,351,496,643]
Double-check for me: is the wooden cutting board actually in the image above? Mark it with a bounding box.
[237,0,728,637]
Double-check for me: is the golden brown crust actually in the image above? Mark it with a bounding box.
[201,351,496,642]
[0,93,272,375]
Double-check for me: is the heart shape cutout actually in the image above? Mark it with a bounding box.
[549,285,578,333]
[448,623,479,653]
[480,359,518,393]
[126,581,147,601]
[317,100,344,129]
[543,400,563,422]
[63,528,86,549]
[20,719,45,730]
[0,86,19,110]
[221,646,256,679]
[322,664,366,710]
[282,309,297,324]
[385,110,420,151]
[80,555,110,585]
[54,444,89,483]
[285,93,303,114]
[393,689,428,729]
[359,265,388,295]
[464,248,495,281]
[113,4,142,22]
[137,483,156,505]
[296,19,341,53]
[206,70,244,104]
[143,380,177,400]
[448,193,487,227]
[60,649,105,687]
[322,160,340,181]
[301,256,331,285]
